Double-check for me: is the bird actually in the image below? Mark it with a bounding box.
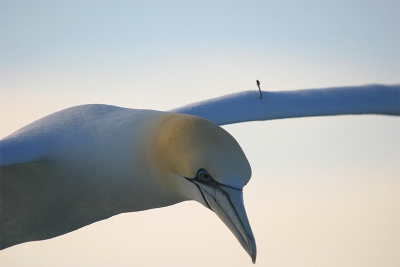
[0,104,257,263]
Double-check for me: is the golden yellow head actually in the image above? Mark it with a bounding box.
[153,113,251,189]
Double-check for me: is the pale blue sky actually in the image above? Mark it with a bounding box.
[1,1,399,91]
[0,1,399,266]
[1,1,399,70]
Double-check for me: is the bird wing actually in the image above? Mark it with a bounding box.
[0,123,69,248]
[0,104,71,168]
[0,137,46,167]
[0,103,131,168]
[170,84,400,125]
[1,160,53,249]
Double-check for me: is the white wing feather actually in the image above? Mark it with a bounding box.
[170,84,400,125]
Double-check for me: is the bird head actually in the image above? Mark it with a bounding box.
[152,113,256,263]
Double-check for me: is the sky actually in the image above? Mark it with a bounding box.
[0,1,399,266]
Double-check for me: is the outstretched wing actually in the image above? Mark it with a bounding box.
[170,84,400,125]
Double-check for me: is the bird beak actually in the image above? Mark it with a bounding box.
[192,181,257,263]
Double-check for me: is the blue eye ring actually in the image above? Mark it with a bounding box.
[197,169,213,183]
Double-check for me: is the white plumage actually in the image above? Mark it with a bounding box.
[1,85,398,264]
[0,104,256,262]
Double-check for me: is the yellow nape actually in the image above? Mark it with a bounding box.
[152,113,251,188]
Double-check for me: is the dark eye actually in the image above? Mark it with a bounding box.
[197,169,213,183]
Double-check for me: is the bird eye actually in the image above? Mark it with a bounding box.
[197,169,213,183]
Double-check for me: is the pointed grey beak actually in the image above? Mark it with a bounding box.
[193,181,257,263]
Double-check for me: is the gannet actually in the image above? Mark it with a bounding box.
[0,104,256,263]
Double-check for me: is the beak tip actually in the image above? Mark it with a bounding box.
[250,245,257,264]
[244,236,257,264]
[248,235,257,264]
